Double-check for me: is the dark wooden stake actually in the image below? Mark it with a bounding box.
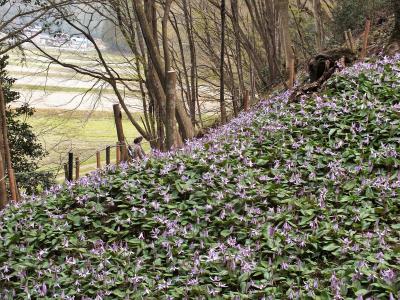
[68,152,73,181]
[75,157,80,180]
[106,146,111,165]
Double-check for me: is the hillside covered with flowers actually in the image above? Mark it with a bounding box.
[1,55,400,299]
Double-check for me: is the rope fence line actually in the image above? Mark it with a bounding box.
[0,143,123,184]
[62,141,136,182]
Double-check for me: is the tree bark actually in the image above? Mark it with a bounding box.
[162,0,173,81]
[220,0,228,124]
[313,0,324,51]
[0,133,7,208]
[387,0,400,55]
[0,83,18,201]
[182,0,198,126]
[113,104,128,161]
[231,0,245,104]
[133,0,195,141]
[166,71,177,150]
[391,0,400,42]
[278,0,294,81]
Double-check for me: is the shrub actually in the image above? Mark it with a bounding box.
[0,55,55,195]
[331,0,391,42]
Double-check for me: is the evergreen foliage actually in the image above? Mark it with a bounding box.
[0,55,54,194]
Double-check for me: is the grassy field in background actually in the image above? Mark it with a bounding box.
[24,109,150,182]
[14,84,139,96]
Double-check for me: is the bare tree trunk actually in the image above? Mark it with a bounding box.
[231,0,245,102]
[313,0,324,51]
[162,0,173,78]
[0,84,18,201]
[220,0,227,124]
[278,0,294,83]
[166,71,177,150]
[182,0,198,126]
[393,0,400,41]
[134,0,195,141]
[0,129,7,208]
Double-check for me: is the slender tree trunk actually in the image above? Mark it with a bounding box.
[134,0,195,142]
[171,13,191,115]
[0,129,7,208]
[313,0,324,51]
[231,0,245,102]
[278,0,294,83]
[166,71,177,150]
[390,0,400,42]
[162,0,173,82]
[0,83,18,201]
[220,0,227,124]
[182,0,197,126]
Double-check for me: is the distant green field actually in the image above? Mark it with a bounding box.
[24,109,150,182]
[14,84,140,96]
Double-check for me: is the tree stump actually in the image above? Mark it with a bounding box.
[290,48,356,102]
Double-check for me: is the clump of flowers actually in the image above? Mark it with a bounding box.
[0,54,400,299]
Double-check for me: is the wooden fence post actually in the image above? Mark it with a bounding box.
[106,146,110,165]
[96,151,101,169]
[113,104,128,161]
[75,157,80,180]
[348,30,355,53]
[68,152,73,182]
[344,31,350,49]
[116,142,121,165]
[361,19,371,59]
